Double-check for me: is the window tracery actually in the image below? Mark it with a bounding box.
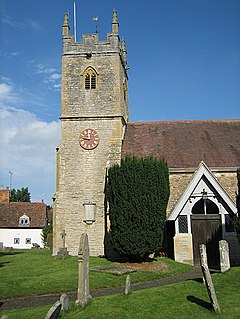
[84,67,97,90]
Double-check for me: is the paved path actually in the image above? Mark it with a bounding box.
[0,267,204,311]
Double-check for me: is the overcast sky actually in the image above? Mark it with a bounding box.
[0,0,239,204]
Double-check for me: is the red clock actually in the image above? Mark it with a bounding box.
[79,128,100,150]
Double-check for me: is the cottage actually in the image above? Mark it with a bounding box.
[0,187,47,249]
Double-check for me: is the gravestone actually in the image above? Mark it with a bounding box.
[44,301,61,319]
[60,293,69,311]
[219,240,230,273]
[199,244,221,313]
[174,235,194,265]
[75,233,92,307]
[124,274,131,295]
[56,229,69,257]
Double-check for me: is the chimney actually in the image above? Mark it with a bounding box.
[0,187,10,203]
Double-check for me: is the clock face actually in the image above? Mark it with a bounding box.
[79,128,100,150]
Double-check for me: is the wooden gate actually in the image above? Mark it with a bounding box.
[191,214,222,269]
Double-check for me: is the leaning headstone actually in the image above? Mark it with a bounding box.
[200,244,221,313]
[44,301,61,319]
[75,233,92,307]
[60,293,69,311]
[124,274,131,295]
[56,229,69,257]
[219,240,230,273]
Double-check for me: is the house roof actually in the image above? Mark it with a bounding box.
[0,202,46,228]
[121,119,240,168]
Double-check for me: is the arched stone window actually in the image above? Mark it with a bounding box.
[84,67,97,90]
[192,198,219,215]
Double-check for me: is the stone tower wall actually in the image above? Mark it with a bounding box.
[53,12,128,256]
[53,118,125,256]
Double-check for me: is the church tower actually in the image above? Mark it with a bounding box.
[53,9,129,256]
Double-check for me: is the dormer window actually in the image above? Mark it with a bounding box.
[84,67,97,90]
[19,214,30,227]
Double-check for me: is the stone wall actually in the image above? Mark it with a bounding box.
[214,171,237,202]
[167,172,193,217]
[53,118,124,256]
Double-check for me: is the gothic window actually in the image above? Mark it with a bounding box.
[192,198,219,215]
[19,214,30,227]
[178,215,188,233]
[84,68,97,90]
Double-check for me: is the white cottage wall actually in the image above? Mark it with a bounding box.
[0,229,44,249]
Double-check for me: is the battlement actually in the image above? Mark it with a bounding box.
[62,32,120,54]
[62,9,126,66]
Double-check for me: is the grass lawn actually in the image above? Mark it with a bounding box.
[0,249,191,300]
[1,267,240,319]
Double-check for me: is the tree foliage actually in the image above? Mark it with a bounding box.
[41,206,53,248]
[41,222,53,248]
[106,156,170,260]
[10,187,31,202]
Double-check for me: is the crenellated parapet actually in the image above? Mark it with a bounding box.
[62,9,128,71]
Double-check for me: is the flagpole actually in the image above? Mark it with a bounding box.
[92,16,99,34]
[74,1,77,42]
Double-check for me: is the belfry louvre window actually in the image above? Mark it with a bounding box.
[84,68,97,90]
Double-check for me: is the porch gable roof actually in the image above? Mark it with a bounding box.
[167,161,237,221]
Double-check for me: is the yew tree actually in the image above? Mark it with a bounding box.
[106,156,170,260]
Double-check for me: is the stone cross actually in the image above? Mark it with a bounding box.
[219,240,230,273]
[61,229,67,248]
[75,233,92,307]
[199,244,221,313]
[56,229,69,258]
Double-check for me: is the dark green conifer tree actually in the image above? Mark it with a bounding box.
[106,156,170,260]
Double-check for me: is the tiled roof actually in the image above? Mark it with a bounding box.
[121,119,240,168]
[0,202,46,228]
